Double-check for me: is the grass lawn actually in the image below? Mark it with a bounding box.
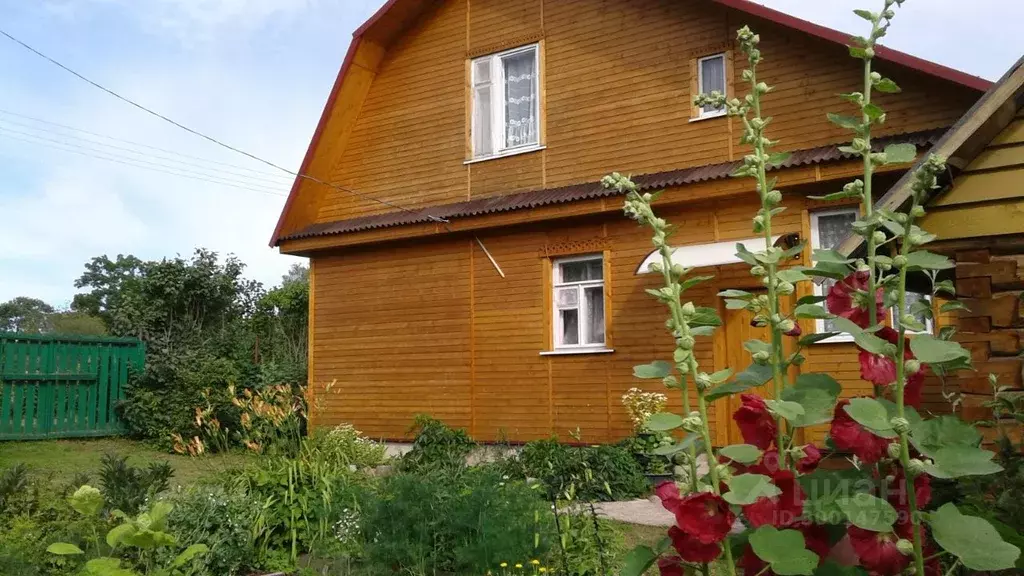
[0,437,251,486]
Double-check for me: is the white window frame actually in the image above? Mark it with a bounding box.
[470,43,541,161]
[891,292,935,335]
[697,53,727,120]
[551,254,607,352]
[810,207,860,343]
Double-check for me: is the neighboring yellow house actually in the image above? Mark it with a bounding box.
[842,55,1024,438]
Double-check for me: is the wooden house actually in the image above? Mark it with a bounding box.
[840,56,1024,442]
[270,0,990,444]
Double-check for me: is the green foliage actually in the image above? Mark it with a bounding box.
[837,493,897,532]
[98,454,173,516]
[397,415,476,474]
[161,485,256,576]
[361,467,549,576]
[723,474,780,506]
[555,510,626,576]
[928,503,1020,571]
[749,526,818,575]
[513,438,647,502]
[0,297,106,335]
[304,423,388,470]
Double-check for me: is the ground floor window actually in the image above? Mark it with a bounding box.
[552,255,605,350]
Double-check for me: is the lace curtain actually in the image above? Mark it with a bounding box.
[818,211,858,332]
[700,56,726,115]
[504,50,537,147]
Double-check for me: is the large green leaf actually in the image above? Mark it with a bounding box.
[905,250,954,271]
[795,304,833,319]
[46,543,84,556]
[766,399,805,422]
[812,249,854,264]
[106,523,136,548]
[171,544,210,569]
[652,434,700,456]
[929,503,1021,571]
[843,398,897,438]
[800,469,873,525]
[691,306,723,327]
[910,416,982,457]
[909,335,970,365]
[724,474,781,506]
[706,363,773,402]
[831,317,892,355]
[875,78,901,93]
[778,269,811,283]
[621,537,673,576]
[781,373,841,427]
[633,361,673,379]
[749,526,819,575]
[883,143,916,164]
[719,444,764,465]
[82,558,136,576]
[838,493,897,532]
[646,412,685,432]
[923,446,1004,479]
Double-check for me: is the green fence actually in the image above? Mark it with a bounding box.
[0,333,145,440]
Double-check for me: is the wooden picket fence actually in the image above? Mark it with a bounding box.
[0,333,145,440]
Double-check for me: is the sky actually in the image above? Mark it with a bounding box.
[0,0,1021,306]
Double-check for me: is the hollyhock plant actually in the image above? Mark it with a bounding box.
[673,492,735,545]
[742,470,805,528]
[830,399,890,464]
[827,270,886,328]
[611,4,1021,576]
[668,526,722,564]
[733,394,777,450]
[848,526,911,575]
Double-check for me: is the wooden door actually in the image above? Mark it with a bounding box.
[723,292,773,445]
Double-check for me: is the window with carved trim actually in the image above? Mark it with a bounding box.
[811,207,859,340]
[552,255,605,350]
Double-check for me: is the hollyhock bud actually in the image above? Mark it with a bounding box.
[642,192,653,202]
[766,190,782,204]
[648,262,663,274]
[671,264,687,278]
[681,302,696,316]
[907,458,926,477]
[778,281,795,295]
[752,350,771,364]
[897,539,915,556]
[678,335,695,350]
[778,319,796,334]
[682,415,703,432]
[871,71,882,82]
[887,443,902,460]
[865,47,875,58]
[911,205,926,218]
[905,359,921,374]
[890,417,911,435]
[873,230,887,244]
[751,265,766,276]
[695,372,712,391]
[715,463,733,482]
[893,255,908,268]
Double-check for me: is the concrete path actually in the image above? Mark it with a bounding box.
[594,496,675,527]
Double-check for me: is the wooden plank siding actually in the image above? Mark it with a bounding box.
[306,0,976,228]
[311,191,874,442]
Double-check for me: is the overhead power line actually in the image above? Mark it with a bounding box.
[0,121,293,187]
[0,129,287,197]
[0,27,450,224]
[0,108,293,181]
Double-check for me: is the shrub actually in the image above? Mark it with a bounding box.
[361,466,548,576]
[304,423,388,470]
[553,511,626,576]
[162,484,257,576]
[98,453,173,515]
[514,438,647,502]
[398,415,475,474]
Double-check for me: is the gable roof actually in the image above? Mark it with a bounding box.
[270,0,993,248]
[837,55,1024,257]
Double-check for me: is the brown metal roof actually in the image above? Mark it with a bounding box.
[281,128,946,243]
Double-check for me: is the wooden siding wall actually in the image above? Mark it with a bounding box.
[312,190,871,443]
[302,0,976,229]
[915,107,1024,439]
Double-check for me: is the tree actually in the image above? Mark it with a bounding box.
[71,254,144,326]
[0,297,54,332]
[281,262,309,286]
[48,310,107,336]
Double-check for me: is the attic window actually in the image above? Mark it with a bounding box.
[471,44,540,160]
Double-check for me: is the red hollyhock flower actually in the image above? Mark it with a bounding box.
[655,481,682,514]
[668,526,721,564]
[795,444,822,474]
[827,270,885,328]
[674,492,735,544]
[743,470,805,528]
[657,555,685,576]
[740,545,769,576]
[886,469,932,515]
[848,526,910,575]
[857,327,928,409]
[830,399,890,464]
[733,394,777,450]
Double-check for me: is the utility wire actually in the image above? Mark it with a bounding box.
[0,130,287,197]
[0,27,450,224]
[0,108,293,180]
[0,126,287,193]
[0,121,294,187]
